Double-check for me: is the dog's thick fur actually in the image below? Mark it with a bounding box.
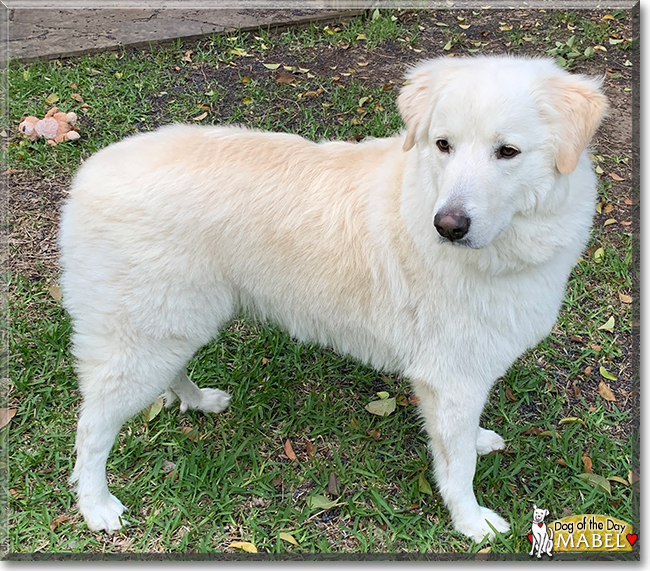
[59,56,607,542]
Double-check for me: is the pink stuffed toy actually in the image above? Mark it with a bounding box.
[19,107,80,145]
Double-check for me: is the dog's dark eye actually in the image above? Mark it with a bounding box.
[436,139,451,153]
[497,145,520,159]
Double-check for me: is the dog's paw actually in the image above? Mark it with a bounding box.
[185,388,231,415]
[476,428,506,455]
[455,507,511,543]
[78,493,128,534]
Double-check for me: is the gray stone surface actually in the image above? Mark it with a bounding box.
[6,7,369,63]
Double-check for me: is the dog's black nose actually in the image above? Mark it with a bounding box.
[434,210,471,241]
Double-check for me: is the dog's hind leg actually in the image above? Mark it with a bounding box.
[70,342,195,534]
[164,371,231,414]
[476,427,506,455]
[412,379,511,543]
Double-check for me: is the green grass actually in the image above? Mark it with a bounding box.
[3,8,637,556]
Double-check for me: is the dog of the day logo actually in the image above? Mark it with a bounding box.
[527,505,636,555]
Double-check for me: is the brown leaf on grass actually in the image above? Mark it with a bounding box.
[276,71,295,84]
[50,515,70,531]
[180,426,198,441]
[305,439,315,459]
[603,203,614,213]
[590,344,602,352]
[396,394,409,406]
[521,426,541,436]
[570,335,583,343]
[598,380,617,402]
[618,292,632,304]
[407,503,419,512]
[0,408,17,430]
[9,488,24,499]
[367,428,381,441]
[573,384,581,398]
[610,172,624,181]
[584,366,593,376]
[582,454,593,473]
[261,357,270,366]
[284,438,297,461]
[557,458,568,466]
[408,395,419,406]
[70,93,84,103]
[48,285,62,300]
[327,471,340,495]
[505,387,517,402]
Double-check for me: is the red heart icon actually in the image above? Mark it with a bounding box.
[528,534,533,543]
[538,522,543,527]
[627,534,637,546]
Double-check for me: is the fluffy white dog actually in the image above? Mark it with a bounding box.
[59,56,607,542]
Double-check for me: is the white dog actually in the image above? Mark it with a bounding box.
[530,505,554,557]
[59,56,606,542]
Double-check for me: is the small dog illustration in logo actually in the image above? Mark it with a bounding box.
[529,504,554,558]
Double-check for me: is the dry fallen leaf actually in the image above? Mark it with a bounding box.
[142,397,164,422]
[50,515,70,531]
[263,62,281,70]
[584,366,593,376]
[603,218,617,226]
[618,292,632,304]
[610,172,624,181]
[180,425,198,441]
[276,71,295,84]
[603,203,615,213]
[279,531,299,546]
[367,428,381,441]
[0,408,17,430]
[582,454,593,473]
[521,426,542,436]
[505,387,517,402]
[365,397,396,417]
[598,380,617,402]
[327,471,340,495]
[418,470,433,496]
[557,458,568,467]
[598,316,615,332]
[608,475,629,486]
[305,439,315,459]
[192,111,208,121]
[229,541,257,553]
[48,285,62,300]
[70,93,84,103]
[284,439,297,461]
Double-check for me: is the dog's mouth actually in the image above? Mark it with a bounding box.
[436,235,477,249]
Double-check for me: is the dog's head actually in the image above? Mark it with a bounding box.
[398,56,608,250]
[532,505,549,524]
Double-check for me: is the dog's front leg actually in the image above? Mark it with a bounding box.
[411,378,510,543]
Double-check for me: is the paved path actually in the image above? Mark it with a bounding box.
[4,6,369,63]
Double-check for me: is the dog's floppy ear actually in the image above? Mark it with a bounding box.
[538,72,608,174]
[398,59,449,152]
